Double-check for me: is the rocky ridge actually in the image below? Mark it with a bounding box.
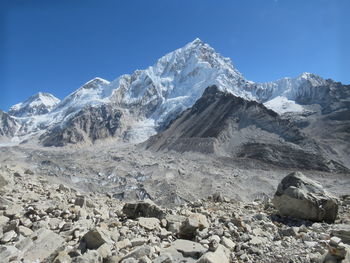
[145,86,349,173]
[0,166,349,263]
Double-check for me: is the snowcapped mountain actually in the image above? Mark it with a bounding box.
[2,38,349,146]
[9,92,60,117]
[108,38,254,128]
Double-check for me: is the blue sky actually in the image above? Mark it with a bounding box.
[1,0,349,111]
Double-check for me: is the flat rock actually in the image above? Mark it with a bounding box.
[18,225,33,237]
[138,217,160,230]
[170,239,207,259]
[120,245,151,261]
[156,247,197,263]
[0,245,19,262]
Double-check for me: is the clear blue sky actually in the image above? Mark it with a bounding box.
[1,0,349,111]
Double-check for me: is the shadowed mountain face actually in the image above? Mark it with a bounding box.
[39,105,125,147]
[145,86,349,173]
[0,110,20,138]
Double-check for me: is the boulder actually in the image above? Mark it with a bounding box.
[179,213,209,240]
[82,227,113,250]
[272,172,339,223]
[21,228,65,262]
[166,214,186,234]
[122,200,165,219]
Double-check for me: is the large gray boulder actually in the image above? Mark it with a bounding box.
[21,228,65,262]
[272,172,339,223]
[82,227,113,250]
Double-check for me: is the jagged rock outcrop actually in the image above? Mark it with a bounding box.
[39,104,125,146]
[146,85,348,172]
[272,171,339,223]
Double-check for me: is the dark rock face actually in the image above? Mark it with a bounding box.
[122,200,165,219]
[39,104,124,146]
[145,85,348,172]
[0,110,20,137]
[272,172,339,223]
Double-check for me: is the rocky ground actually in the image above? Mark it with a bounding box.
[0,160,350,262]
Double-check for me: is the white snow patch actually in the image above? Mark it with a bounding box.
[264,96,305,114]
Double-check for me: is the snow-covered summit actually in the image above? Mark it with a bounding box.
[108,38,253,127]
[252,72,328,102]
[52,77,112,114]
[8,92,60,117]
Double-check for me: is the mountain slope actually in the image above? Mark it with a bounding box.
[145,86,348,172]
[9,92,60,117]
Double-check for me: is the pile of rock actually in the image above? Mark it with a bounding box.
[0,168,349,262]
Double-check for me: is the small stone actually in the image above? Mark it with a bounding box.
[221,236,236,250]
[1,230,16,243]
[131,237,148,247]
[58,184,70,192]
[18,225,33,237]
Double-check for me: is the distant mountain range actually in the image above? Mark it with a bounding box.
[1,39,349,171]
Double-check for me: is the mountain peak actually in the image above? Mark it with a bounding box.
[185,38,205,48]
[8,92,60,117]
[82,77,110,89]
